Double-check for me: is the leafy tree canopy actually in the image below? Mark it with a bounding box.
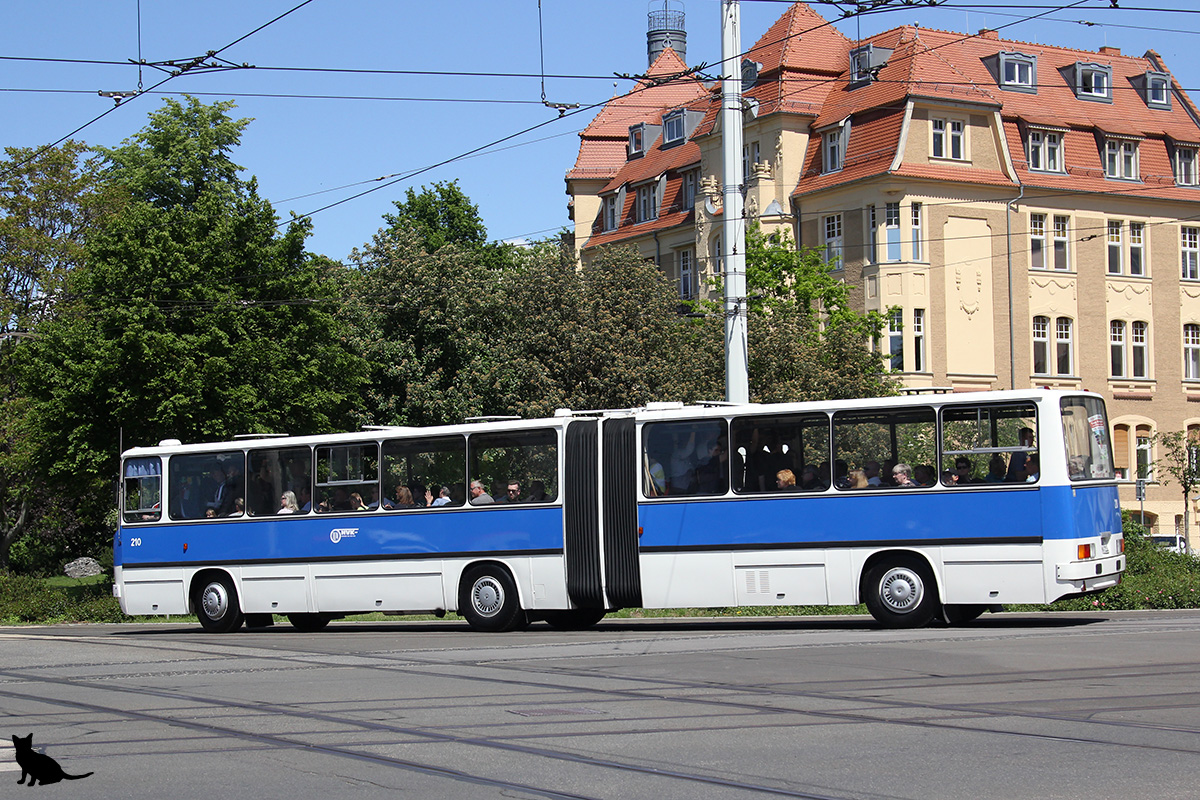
[383,180,488,253]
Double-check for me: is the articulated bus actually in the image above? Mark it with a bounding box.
[114,389,1123,632]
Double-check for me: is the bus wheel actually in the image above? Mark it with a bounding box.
[459,566,526,632]
[541,609,607,631]
[194,575,245,633]
[863,556,939,629]
[942,604,988,625]
[287,613,332,632]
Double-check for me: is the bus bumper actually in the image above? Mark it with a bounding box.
[1055,554,1124,591]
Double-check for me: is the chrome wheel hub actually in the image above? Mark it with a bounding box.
[879,567,923,613]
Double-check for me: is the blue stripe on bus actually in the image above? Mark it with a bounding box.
[116,506,565,567]
[636,484,1119,549]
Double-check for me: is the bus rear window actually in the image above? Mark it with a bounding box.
[1061,396,1115,480]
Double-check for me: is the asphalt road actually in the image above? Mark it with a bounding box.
[2,610,1199,799]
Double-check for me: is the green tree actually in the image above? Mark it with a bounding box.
[13,97,363,566]
[0,141,112,570]
[384,180,488,253]
[743,224,898,402]
[1151,429,1200,555]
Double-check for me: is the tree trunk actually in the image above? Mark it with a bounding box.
[0,494,30,571]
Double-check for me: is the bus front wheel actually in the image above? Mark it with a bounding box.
[459,565,526,632]
[863,556,939,629]
[194,575,245,633]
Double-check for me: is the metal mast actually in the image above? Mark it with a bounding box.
[720,0,749,403]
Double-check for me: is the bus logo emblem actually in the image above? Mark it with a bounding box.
[330,528,358,543]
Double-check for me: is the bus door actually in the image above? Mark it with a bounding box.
[563,418,642,610]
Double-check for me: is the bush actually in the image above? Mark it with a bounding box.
[0,572,126,624]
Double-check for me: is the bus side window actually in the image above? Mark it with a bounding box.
[469,429,559,505]
[730,413,828,494]
[642,419,728,497]
[833,407,936,489]
[247,446,312,515]
[940,403,1037,486]
[168,451,246,520]
[382,435,467,509]
[315,443,379,513]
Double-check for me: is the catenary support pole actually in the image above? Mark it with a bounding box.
[721,0,749,403]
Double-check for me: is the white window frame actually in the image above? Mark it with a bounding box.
[889,308,904,371]
[1129,222,1145,276]
[1110,320,1126,378]
[1146,72,1171,109]
[1183,227,1200,280]
[743,141,760,181]
[664,111,685,145]
[681,170,696,210]
[1077,64,1113,101]
[1107,221,1124,275]
[1030,213,1047,270]
[1105,139,1139,180]
[636,183,658,223]
[1137,434,1154,481]
[1056,317,1074,376]
[866,205,877,264]
[1053,215,1070,271]
[1185,323,1200,379]
[1000,53,1035,90]
[628,125,645,157]
[824,214,844,268]
[1177,147,1197,187]
[885,202,901,261]
[932,117,965,161]
[603,195,618,231]
[913,309,926,372]
[678,249,694,300]
[1033,316,1050,375]
[911,203,923,262]
[1027,129,1062,172]
[1131,320,1148,378]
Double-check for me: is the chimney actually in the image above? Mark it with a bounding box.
[978,29,999,40]
[1100,46,1121,56]
[647,0,687,67]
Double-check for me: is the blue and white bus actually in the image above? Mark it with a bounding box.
[114,389,1123,631]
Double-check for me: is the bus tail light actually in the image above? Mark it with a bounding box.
[1119,538,1125,553]
[1078,544,1092,560]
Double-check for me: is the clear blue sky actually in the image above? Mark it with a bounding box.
[3,1,1198,261]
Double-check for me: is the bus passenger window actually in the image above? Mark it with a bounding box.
[168,452,246,520]
[383,435,467,508]
[469,429,558,504]
[123,457,161,522]
[940,403,1037,486]
[833,407,936,490]
[730,414,828,494]
[315,443,378,513]
[247,446,312,515]
[642,419,728,497]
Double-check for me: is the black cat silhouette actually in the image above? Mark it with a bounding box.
[11,733,93,786]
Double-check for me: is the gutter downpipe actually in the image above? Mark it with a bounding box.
[1005,183,1024,390]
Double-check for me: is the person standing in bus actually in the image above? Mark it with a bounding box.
[469,480,494,504]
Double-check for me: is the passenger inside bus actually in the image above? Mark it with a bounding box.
[775,469,796,490]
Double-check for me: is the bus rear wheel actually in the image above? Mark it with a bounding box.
[942,604,988,625]
[194,575,245,633]
[459,565,526,632]
[863,556,939,629]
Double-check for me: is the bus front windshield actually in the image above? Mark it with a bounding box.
[1061,396,1115,481]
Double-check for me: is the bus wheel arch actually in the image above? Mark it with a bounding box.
[859,551,941,629]
[190,570,245,633]
[457,561,528,632]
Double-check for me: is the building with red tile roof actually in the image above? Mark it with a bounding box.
[565,2,1200,543]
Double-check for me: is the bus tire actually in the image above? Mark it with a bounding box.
[287,613,332,632]
[194,574,245,633]
[942,604,988,625]
[459,565,526,632]
[863,556,939,629]
[540,609,607,630]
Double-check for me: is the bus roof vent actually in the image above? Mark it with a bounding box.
[554,408,574,417]
[644,402,685,411]
[232,433,289,440]
[464,415,522,423]
[157,438,182,447]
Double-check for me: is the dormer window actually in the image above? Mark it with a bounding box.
[664,111,685,146]
[1027,129,1063,172]
[1145,72,1171,109]
[1177,146,1198,187]
[849,44,891,87]
[999,52,1037,93]
[636,182,659,223]
[1075,63,1113,102]
[821,119,850,174]
[1104,138,1139,181]
[603,195,619,231]
[628,125,645,158]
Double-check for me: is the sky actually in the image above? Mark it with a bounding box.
[3,1,1199,262]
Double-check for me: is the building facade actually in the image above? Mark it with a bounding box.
[564,3,1200,545]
